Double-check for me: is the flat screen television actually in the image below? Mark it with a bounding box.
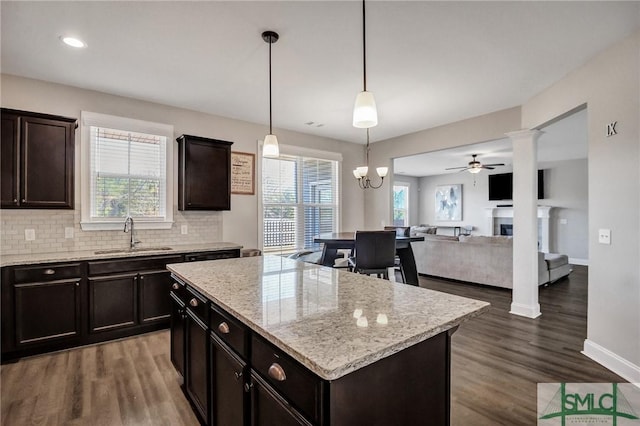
[488,170,544,200]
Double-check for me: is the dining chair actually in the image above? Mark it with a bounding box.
[348,230,397,280]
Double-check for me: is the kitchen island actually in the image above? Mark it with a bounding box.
[167,255,489,426]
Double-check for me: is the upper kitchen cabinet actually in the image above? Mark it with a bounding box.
[1,108,76,209]
[176,134,233,211]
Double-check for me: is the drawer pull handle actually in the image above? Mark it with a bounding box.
[172,283,180,290]
[43,269,56,275]
[218,322,230,334]
[268,363,287,382]
[189,298,199,307]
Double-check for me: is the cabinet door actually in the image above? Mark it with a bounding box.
[186,309,209,424]
[1,113,19,207]
[89,273,138,332]
[139,270,172,323]
[170,293,186,380]
[211,334,246,426]
[178,136,232,211]
[14,279,81,346]
[250,372,312,426]
[20,115,74,208]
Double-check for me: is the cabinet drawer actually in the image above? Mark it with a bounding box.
[185,286,208,324]
[251,334,322,424]
[210,304,248,358]
[88,255,182,276]
[13,263,82,283]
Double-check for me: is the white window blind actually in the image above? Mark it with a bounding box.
[262,152,339,253]
[90,127,167,219]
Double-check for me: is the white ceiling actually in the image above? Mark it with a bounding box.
[394,107,588,177]
[1,1,638,145]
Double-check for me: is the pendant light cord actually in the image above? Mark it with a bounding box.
[362,0,367,92]
[269,36,273,135]
[366,128,370,167]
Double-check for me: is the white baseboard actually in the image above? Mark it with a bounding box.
[569,257,589,266]
[583,339,640,385]
[509,302,541,319]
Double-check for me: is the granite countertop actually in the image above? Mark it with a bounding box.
[0,242,243,267]
[167,255,490,381]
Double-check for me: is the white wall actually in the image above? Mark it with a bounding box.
[0,74,366,253]
[416,158,588,262]
[522,31,640,382]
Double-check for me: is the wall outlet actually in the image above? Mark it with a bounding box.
[559,218,568,225]
[65,227,74,239]
[181,225,188,235]
[598,229,611,245]
[25,229,35,241]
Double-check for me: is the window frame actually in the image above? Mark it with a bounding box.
[258,142,342,254]
[80,111,174,231]
[393,183,410,227]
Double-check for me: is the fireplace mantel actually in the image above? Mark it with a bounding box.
[485,206,554,252]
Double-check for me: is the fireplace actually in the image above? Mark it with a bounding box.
[500,224,513,236]
[485,206,554,253]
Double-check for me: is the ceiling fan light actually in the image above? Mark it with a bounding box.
[469,167,482,174]
[263,134,279,158]
[353,91,378,128]
[376,167,388,178]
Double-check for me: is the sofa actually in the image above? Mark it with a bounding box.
[411,234,571,289]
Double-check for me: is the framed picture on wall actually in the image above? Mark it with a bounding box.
[435,184,462,221]
[231,151,255,195]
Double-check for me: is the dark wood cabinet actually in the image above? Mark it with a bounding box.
[1,108,76,209]
[1,249,239,361]
[15,278,81,347]
[186,308,209,424]
[177,134,233,211]
[250,372,312,426]
[210,333,247,426]
[139,269,173,323]
[89,273,138,332]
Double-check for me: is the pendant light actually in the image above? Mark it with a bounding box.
[353,0,378,128]
[262,30,279,158]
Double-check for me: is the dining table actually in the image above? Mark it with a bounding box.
[313,232,425,286]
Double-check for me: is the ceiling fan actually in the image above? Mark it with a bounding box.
[445,154,505,174]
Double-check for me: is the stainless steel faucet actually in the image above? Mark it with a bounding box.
[123,216,141,249]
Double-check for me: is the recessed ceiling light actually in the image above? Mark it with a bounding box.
[60,36,86,48]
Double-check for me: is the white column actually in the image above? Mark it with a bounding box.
[508,129,542,318]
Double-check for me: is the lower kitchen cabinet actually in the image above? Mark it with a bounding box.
[185,288,210,425]
[250,372,312,426]
[211,333,247,426]
[1,249,240,361]
[89,273,137,332]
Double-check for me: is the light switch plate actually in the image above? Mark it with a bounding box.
[598,229,611,245]
[559,218,568,225]
[65,227,74,239]
[25,229,35,241]
[181,225,188,235]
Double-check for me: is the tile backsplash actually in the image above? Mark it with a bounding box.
[0,208,222,255]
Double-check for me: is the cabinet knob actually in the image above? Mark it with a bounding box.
[217,322,230,334]
[21,198,25,203]
[43,269,56,275]
[140,276,144,280]
[234,371,242,381]
[189,298,199,307]
[13,199,17,204]
[243,382,253,393]
[172,283,180,290]
[268,363,287,382]
[75,282,80,287]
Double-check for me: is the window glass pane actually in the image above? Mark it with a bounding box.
[263,153,338,253]
[393,185,409,226]
[90,126,166,219]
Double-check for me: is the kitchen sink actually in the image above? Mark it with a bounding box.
[94,247,173,255]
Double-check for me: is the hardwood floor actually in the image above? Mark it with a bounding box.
[1,265,623,425]
[419,265,624,425]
